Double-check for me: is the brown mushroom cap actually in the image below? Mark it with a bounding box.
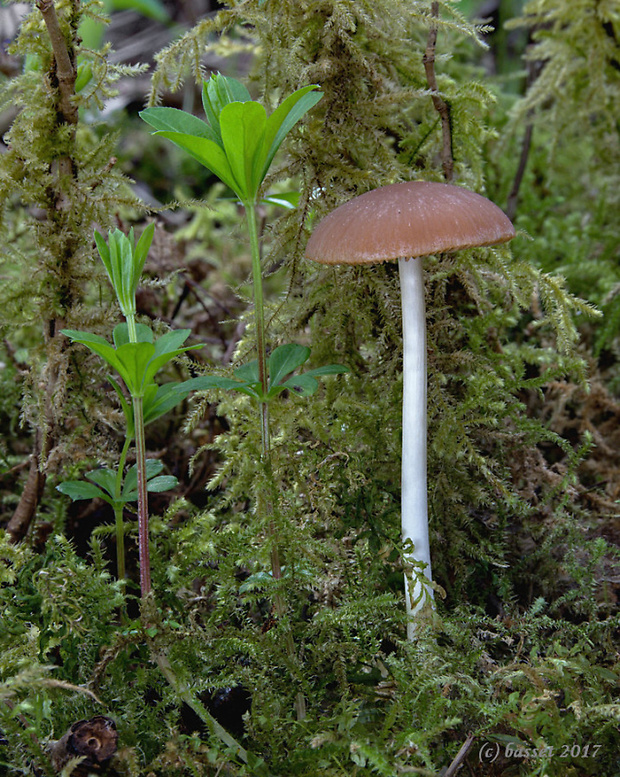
[305,181,515,265]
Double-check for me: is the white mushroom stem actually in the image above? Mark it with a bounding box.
[399,256,433,638]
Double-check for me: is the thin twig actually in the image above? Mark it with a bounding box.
[423,1,453,182]
[506,59,541,220]
[444,731,476,777]
[506,122,533,221]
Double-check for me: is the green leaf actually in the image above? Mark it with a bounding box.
[180,374,261,400]
[261,86,323,182]
[142,330,201,388]
[302,363,350,379]
[145,475,178,493]
[142,381,192,426]
[114,341,156,396]
[95,226,154,321]
[94,230,111,274]
[202,74,252,144]
[152,328,193,355]
[260,191,300,209]
[105,229,132,316]
[268,344,311,388]
[133,222,155,291]
[108,375,134,437]
[111,0,169,23]
[113,322,153,348]
[219,100,268,201]
[62,330,125,377]
[169,375,244,394]
[276,373,320,397]
[56,480,112,504]
[139,107,219,145]
[150,132,240,196]
[62,329,110,349]
[234,360,260,383]
[143,77,322,204]
[74,61,93,92]
[122,459,165,499]
[271,360,349,397]
[85,468,118,499]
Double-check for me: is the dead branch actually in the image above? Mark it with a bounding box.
[6,431,46,542]
[35,0,77,127]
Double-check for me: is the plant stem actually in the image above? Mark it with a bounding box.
[132,394,151,597]
[113,435,132,583]
[245,203,283,583]
[126,313,138,344]
[244,202,305,718]
[244,203,270,456]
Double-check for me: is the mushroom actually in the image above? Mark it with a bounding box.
[305,181,515,636]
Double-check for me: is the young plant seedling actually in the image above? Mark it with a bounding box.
[58,457,176,583]
[140,74,339,455]
[60,228,203,598]
[141,74,346,720]
[184,342,347,402]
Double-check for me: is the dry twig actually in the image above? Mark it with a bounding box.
[423,1,454,182]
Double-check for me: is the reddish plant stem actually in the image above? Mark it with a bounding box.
[132,395,151,597]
